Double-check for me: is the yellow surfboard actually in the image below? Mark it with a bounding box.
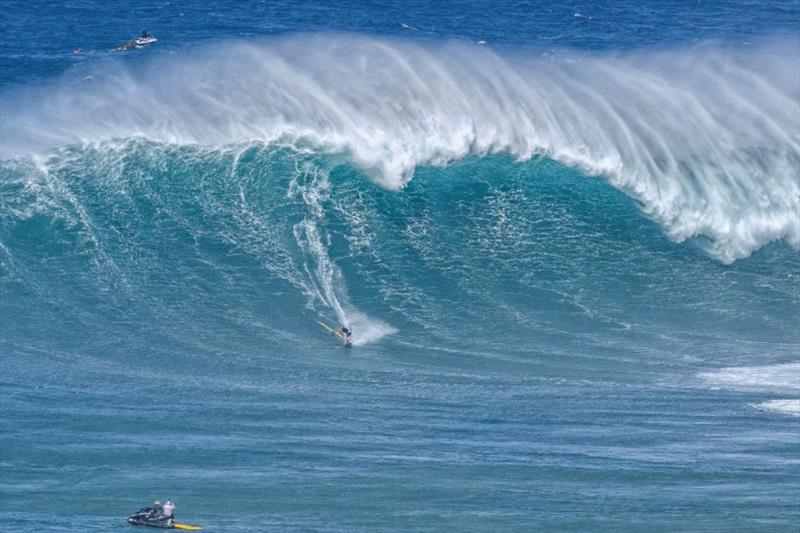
[173,522,202,531]
[316,320,353,347]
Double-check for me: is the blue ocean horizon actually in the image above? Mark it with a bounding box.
[1,1,799,531]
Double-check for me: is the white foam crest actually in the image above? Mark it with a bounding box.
[699,363,800,394]
[699,363,800,417]
[753,399,800,417]
[2,35,798,261]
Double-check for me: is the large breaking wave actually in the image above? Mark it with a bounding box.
[1,34,799,262]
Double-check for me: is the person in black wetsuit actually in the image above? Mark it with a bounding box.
[338,325,352,342]
[147,501,162,518]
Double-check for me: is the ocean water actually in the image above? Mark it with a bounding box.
[1,1,799,531]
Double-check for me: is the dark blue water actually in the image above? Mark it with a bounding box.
[2,2,799,531]
[3,0,799,89]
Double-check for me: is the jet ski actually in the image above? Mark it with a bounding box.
[133,36,157,47]
[113,35,157,51]
[128,508,173,528]
[127,508,201,530]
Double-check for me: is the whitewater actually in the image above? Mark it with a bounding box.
[3,35,798,262]
[1,2,799,531]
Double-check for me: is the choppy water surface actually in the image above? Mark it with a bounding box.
[1,1,798,531]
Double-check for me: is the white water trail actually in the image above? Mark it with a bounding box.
[2,34,798,262]
[288,162,395,346]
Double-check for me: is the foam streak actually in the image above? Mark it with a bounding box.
[2,35,798,261]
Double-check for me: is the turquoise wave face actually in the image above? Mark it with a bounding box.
[2,141,797,369]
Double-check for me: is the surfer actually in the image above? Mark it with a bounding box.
[316,320,352,347]
[338,325,352,343]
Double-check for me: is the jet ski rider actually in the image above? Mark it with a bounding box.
[147,501,162,518]
[163,500,176,521]
[144,499,175,525]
